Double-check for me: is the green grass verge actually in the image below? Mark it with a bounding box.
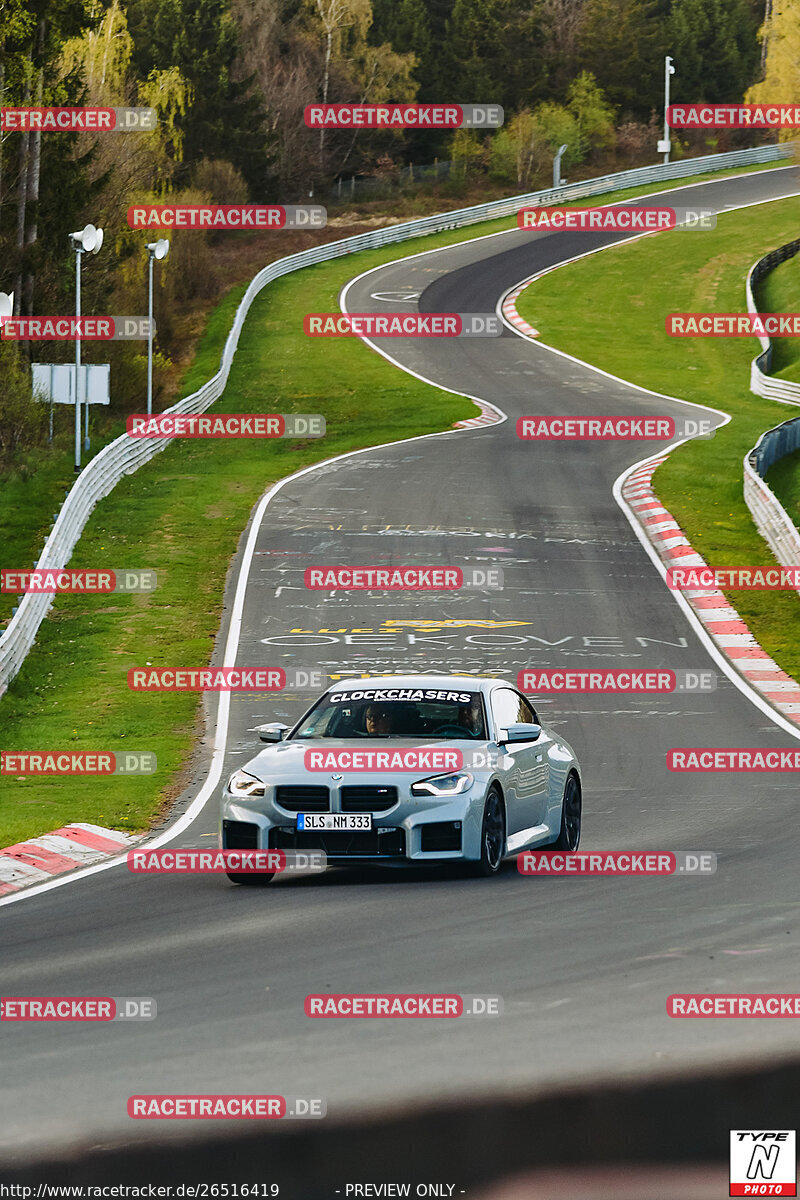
[759,250,800,520]
[515,195,800,681]
[766,447,800,525]
[0,158,794,846]
[758,249,800,382]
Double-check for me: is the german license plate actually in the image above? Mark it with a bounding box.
[297,813,372,831]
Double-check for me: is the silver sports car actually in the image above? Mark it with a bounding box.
[220,673,582,883]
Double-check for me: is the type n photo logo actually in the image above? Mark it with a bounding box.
[730,1130,796,1195]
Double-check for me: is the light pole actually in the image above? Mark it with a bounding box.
[662,56,676,164]
[0,292,13,325]
[145,239,169,416]
[553,144,568,189]
[68,223,103,472]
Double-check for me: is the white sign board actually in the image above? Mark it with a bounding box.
[32,363,111,406]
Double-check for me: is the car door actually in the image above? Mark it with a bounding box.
[490,687,551,842]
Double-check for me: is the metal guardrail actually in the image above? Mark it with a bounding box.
[0,141,794,696]
[746,237,800,405]
[743,416,800,576]
[742,234,800,578]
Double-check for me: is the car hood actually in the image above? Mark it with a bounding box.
[242,737,495,782]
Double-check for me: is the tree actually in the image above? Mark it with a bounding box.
[300,0,417,178]
[566,71,615,157]
[447,126,483,180]
[0,0,36,245]
[669,0,761,103]
[339,41,417,169]
[577,0,665,117]
[439,0,508,104]
[306,0,370,167]
[370,0,431,83]
[125,0,270,192]
[540,0,587,94]
[1,0,98,321]
[231,0,321,193]
[488,104,581,189]
[746,0,800,138]
[0,340,47,464]
[532,100,581,165]
[488,109,543,189]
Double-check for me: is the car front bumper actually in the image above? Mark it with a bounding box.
[220,784,490,863]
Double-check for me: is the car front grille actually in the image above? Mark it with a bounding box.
[420,821,462,852]
[340,785,398,813]
[274,785,329,813]
[222,820,260,850]
[269,827,405,857]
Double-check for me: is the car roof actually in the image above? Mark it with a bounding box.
[324,674,515,695]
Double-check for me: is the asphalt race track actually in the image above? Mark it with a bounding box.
[2,166,800,1162]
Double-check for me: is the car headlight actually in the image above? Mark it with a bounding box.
[227,769,266,797]
[410,771,474,797]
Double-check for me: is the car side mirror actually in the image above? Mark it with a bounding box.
[500,722,542,743]
[257,722,289,743]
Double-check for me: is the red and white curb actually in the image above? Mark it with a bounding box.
[622,458,800,726]
[501,285,539,338]
[455,398,504,428]
[0,823,141,895]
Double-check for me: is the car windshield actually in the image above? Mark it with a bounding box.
[291,687,487,740]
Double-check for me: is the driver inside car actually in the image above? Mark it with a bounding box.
[456,696,483,737]
[364,703,394,737]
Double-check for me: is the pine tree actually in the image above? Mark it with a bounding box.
[125,0,270,192]
[577,0,665,117]
[668,0,761,102]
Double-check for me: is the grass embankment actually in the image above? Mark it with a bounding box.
[758,246,800,383]
[515,196,800,680]
[758,248,800,526]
